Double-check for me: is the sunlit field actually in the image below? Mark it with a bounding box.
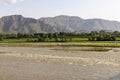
[0,42,120,80]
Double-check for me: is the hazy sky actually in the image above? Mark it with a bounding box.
[0,0,120,21]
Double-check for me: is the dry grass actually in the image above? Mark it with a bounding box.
[0,52,6,54]
[53,47,112,52]
[0,42,120,48]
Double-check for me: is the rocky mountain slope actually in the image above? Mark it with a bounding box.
[0,15,120,33]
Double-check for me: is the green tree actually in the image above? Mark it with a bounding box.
[54,33,58,42]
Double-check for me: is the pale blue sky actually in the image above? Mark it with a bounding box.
[0,0,120,21]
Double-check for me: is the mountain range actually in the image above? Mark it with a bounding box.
[0,15,120,34]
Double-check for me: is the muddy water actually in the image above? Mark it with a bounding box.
[0,47,120,80]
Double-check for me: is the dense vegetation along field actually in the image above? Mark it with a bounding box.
[0,30,120,43]
[1,37,120,43]
[0,38,88,43]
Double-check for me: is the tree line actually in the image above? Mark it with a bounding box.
[0,30,120,42]
[88,30,116,41]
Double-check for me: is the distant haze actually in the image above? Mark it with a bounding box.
[1,0,120,21]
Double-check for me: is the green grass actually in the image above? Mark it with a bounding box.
[0,37,120,48]
[0,38,27,43]
[0,37,120,43]
[70,37,88,42]
[116,38,120,41]
[0,42,119,48]
[0,38,88,43]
